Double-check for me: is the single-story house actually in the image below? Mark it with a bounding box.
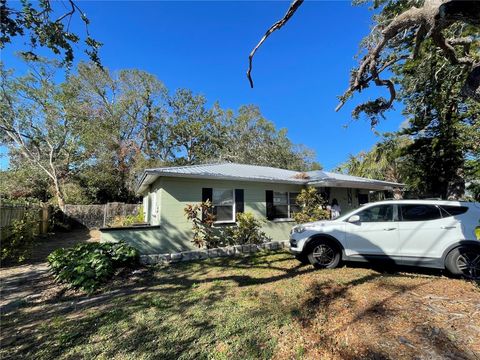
[101,162,403,254]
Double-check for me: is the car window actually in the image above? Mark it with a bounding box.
[357,205,394,222]
[439,205,468,217]
[400,204,441,221]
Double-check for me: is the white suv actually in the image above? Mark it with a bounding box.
[290,200,480,279]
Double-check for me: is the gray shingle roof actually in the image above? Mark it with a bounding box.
[137,162,404,194]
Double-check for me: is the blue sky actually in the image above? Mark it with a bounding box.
[1,1,404,171]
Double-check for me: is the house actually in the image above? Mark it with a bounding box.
[100,163,403,254]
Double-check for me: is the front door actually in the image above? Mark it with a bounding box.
[345,204,399,257]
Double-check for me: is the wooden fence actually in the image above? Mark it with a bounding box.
[0,204,50,236]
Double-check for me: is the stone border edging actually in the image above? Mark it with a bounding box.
[140,240,290,265]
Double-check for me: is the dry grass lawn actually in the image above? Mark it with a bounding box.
[1,251,479,359]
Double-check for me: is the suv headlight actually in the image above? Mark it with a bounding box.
[291,225,306,234]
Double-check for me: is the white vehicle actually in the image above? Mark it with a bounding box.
[290,200,480,279]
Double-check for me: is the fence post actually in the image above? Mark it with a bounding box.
[103,203,107,228]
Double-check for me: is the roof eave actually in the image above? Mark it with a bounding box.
[307,179,405,191]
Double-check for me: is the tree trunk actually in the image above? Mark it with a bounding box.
[52,177,66,211]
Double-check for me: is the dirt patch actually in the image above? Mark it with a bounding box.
[28,228,100,264]
[0,229,100,313]
[274,272,480,359]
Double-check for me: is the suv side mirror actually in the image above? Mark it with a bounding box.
[348,215,360,223]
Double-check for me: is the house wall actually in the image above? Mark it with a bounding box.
[102,177,303,254]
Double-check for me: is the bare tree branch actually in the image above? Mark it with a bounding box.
[247,0,304,88]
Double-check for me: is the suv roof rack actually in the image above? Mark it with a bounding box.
[379,198,444,201]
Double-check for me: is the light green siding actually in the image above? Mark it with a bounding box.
[103,177,302,254]
[158,177,302,249]
[102,176,372,255]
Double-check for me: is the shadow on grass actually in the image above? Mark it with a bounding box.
[1,251,478,360]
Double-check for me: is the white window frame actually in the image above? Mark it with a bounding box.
[273,192,299,221]
[212,188,236,224]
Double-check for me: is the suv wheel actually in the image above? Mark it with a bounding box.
[307,240,341,269]
[445,246,480,280]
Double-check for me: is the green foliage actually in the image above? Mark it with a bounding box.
[224,212,271,245]
[47,242,139,293]
[110,206,145,227]
[394,34,480,199]
[184,201,223,248]
[1,0,101,67]
[1,209,38,264]
[466,182,480,202]
[2,61,318,205]
[336,135,411,184]
[184,203,270,248]
[293,187,330,224]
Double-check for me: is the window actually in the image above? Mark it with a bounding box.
[400,204,441,221]
[212,188,235,222]
[439,205,468,217]
[273,192,299,219]
[357,205,394,222]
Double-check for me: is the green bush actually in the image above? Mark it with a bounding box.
[184,200,223,248]
[293,186,331,224]
[185,203,271,248]
[225,212,271,245]
[110,206,145,227]
[1,210,38,264]
[48,241,139,293]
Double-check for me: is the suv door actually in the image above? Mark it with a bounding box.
[344,204,399,257]
[397,204,459,259]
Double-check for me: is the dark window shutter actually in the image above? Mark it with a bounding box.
[235,189,244,220]
[202,188,212,203]
[265,190,274,220]
[201,188,213,221]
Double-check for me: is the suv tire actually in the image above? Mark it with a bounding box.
[445,246,480,280]
[307,239,341,269]
[295,253,310,264]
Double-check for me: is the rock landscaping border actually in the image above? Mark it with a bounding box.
[140,240,290,265]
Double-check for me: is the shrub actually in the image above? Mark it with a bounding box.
[293,186,331,224]
[48,241,139,293]
[1,210,39,264]
[185,203,270,248]
[110,206,145,227]
[184,200,224,248]
[225,212,271,245]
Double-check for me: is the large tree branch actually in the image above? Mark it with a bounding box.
[247,0,304,88]
[246,0,480,123]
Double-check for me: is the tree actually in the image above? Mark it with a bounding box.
[167,89,221,165]
[68,63,169,201]
[217,105,320,171]
[395,38,480,199]
[0,59,89,209]
[1,0,101,67]
[336,135,411,184]
[2,61,320,204]
[248,0,480,125]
